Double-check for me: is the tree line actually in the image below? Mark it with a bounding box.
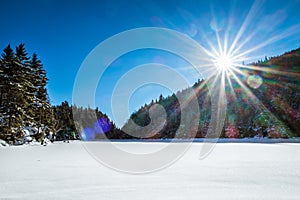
[53,101,126,141]
[1,44,299,143]
[0,44,126,144]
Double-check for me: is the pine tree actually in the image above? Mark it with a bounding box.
[0,45,25,141]
[15,44,35,125]
[0,59,5,137]
[29,53,54,139]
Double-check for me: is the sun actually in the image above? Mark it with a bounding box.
[214,54,233,71]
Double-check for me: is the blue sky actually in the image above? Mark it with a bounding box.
[1,0,300,122]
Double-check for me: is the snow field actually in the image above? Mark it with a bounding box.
[1,141,300,199]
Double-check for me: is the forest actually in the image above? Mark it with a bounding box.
[0,44,299,144]
[123,48,300,139]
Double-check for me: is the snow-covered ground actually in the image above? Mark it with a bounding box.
[1,141,300,199]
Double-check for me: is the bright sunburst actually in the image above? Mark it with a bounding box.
[214,54,234,72]
[189,0,300,140]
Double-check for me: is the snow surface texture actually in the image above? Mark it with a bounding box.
[1,141,300,199]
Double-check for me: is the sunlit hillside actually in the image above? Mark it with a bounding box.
[122,48,300,139]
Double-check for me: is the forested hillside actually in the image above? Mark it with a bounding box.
[53,102,125,141]
[122,48,300,139]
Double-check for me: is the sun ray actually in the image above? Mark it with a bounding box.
[236,64,300,78]
[229,65,249,77]
[223,31,228,56]
[225,72,238,102]
[229,30,259,57]
[232,23,300,60]
[197,30,222,58]
[228,0,264,55]
[210,7,224,55]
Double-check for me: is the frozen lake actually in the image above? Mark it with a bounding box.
[1,141,300,199]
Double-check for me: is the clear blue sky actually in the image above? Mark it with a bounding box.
[1,0,300,122]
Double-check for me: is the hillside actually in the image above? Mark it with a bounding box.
[122,48,300,139]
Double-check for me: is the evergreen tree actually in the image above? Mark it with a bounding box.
[29,53,54,138]
[15,44,35,124]
[0,59,5,135]
[0,45,25,141]
[0,44,54,143]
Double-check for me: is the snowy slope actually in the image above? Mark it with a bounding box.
[1,141,300,199]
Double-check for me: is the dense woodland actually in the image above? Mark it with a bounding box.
[122,48,300,139]
[0,44,299,144]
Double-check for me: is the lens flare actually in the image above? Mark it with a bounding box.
[94,117,112,134]
[81,127,95,141]
[246,74,263,89]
